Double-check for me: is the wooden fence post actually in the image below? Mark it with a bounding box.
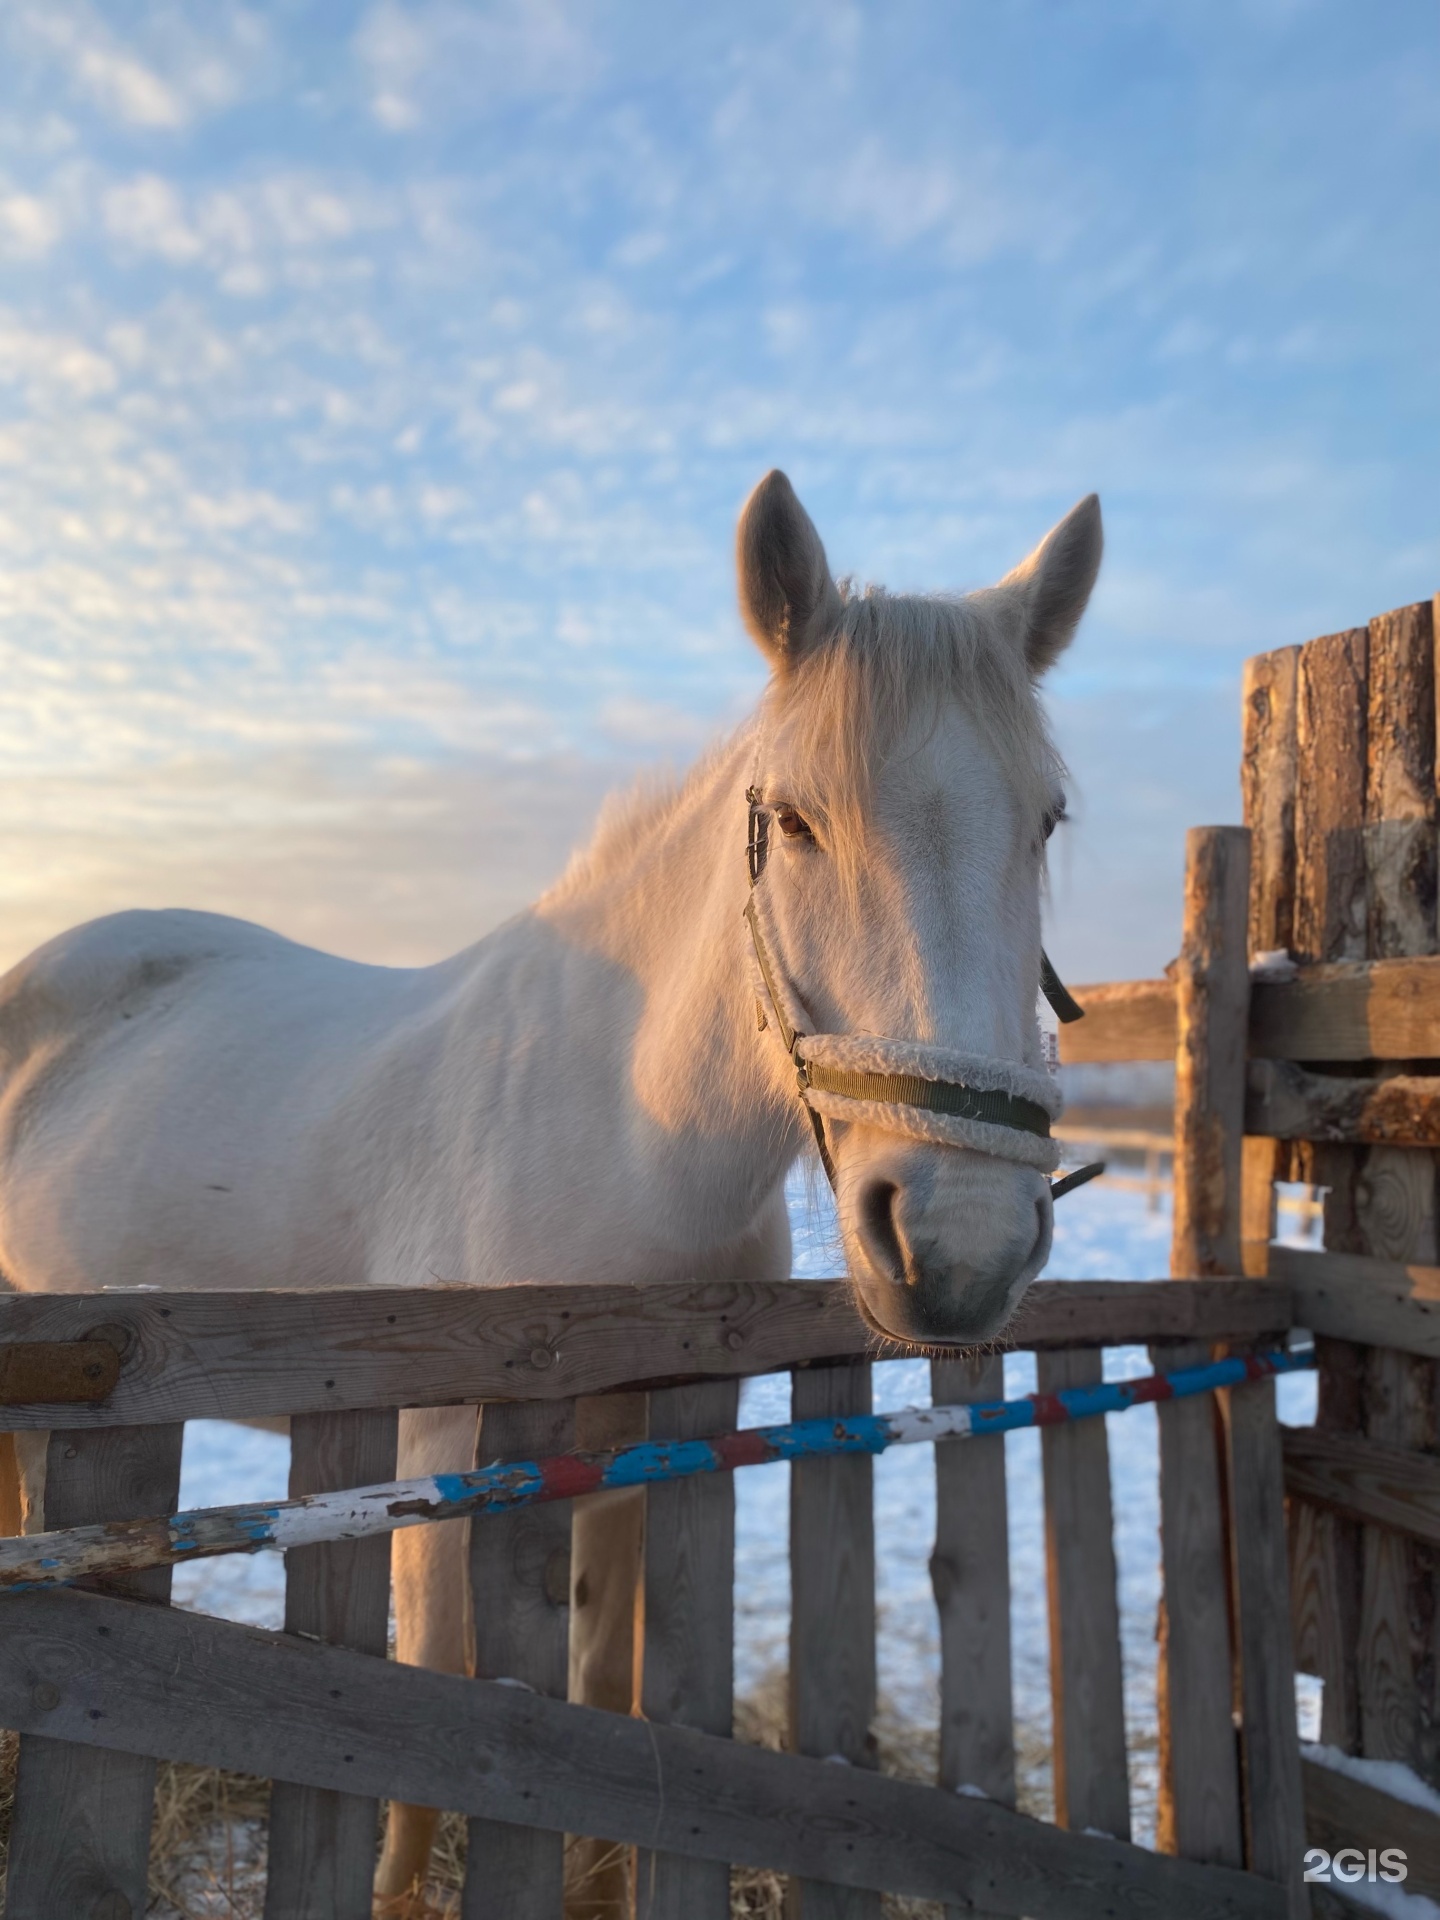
[1172,826,1253,1279]
[787,1360,879,1920]
[636,1378,740,1920]
[1038,1348,1129,1842]
[265,1408,398,1920]
[463,1396,576,1920]
[4,1421,184,1920]
[931,1352,1014,1920]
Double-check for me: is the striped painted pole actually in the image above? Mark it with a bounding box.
[0,1345,1311,1596]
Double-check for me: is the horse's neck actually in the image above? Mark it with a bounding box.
[524,733,803,1229]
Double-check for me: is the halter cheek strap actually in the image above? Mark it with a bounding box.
[744,788,1104,1202]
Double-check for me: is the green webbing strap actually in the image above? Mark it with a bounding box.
[799,1064,1053,1140]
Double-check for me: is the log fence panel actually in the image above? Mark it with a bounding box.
[3,1419,184,1920]
[265,1407,398,1920]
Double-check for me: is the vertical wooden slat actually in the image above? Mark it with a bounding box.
[1152,1340,1243,1866]
[787,1360,879,1920]
[931,1352,1013,1920]
[264,1408,398,1920]
[1240,655,1299,1273]
[1294,628,1369,966]
[1171,825,1252,1280]
[1287,624,1371,1754]
[1223,1367,1308,1918]
[1241,645,1300,961]
[462,1396,575,1920]
[4,1421,184,1920]
[1037,1347,1129,1842]
[635,1378,739,1920]
[568,1390,648,1920]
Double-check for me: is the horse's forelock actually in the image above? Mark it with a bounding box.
[763,585,1064,894]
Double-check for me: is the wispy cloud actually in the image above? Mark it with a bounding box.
[0,0,1434,975]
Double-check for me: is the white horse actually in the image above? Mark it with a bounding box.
[0,471,1100,1902]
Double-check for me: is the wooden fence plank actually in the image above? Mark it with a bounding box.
[463,1396,576,1920]
[1302,1756,1440,1903]
[1037,1348,1129,1842]
[789,1360,880,1920]
[264,1408,398,1920]
[636,1378,740,1920]
[1054,979,1177,1064]
[1060,956,1440,1069]
[931,1352,1013,1920]
[1152,1340,1243,1867]
[1242,646,1301,960]
[1283,1427,1440,1546]
[1172,826,1252,1280]
[3,1421,183,1920]
[0,1280,1294,1427]
[1222,1370,1308,1916]
[1274,1244,1440,1360]
[0,1586,1289,1920]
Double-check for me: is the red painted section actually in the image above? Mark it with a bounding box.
[536,1456,608,1500]
[1028,1393,1067,1425]
[713,1431,775,1471]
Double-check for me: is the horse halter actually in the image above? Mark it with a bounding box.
[743,788,1104,1204]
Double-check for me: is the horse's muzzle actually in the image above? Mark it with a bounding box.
[842,1141,1053,1345]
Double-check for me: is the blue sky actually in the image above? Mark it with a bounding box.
[0,1,1435,977]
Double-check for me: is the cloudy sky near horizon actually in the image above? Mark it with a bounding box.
[0,0,1435,980]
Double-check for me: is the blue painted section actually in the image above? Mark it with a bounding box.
[439,1463,547,1509]
[757,1414,892,1460]
[601,1437,722,1488]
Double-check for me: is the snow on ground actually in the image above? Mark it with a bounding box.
[173,1174,1321,1849]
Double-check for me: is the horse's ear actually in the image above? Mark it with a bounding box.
[998,493,1103,675]
[736,470,843,670]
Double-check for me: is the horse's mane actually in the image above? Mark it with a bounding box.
[547,581,1063,904]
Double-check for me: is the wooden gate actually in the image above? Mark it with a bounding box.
[0,1275,1298,1918]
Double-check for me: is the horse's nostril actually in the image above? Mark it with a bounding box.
[858,1178,906,1283]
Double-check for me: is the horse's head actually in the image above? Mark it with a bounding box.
[737,471,1101,1346]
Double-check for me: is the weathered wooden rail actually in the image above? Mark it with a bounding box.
[0,1274,1301,1919]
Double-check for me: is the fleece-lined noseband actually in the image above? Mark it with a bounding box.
[743,788,1103,1203]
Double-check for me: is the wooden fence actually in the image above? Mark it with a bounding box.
[1055,590,1440,1911]
[0,1275,1301,1920]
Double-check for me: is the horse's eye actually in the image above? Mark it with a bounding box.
[774,804,813,840]
[1043,802,1067,841]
